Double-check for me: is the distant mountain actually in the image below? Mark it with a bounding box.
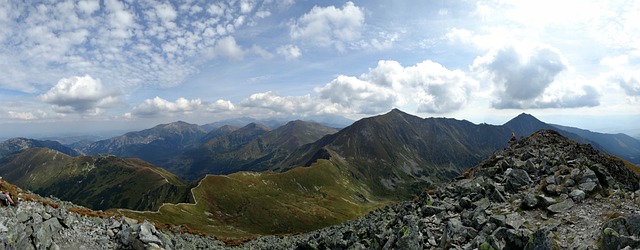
[166,120,338,180]
[0,148,191,211]
[39,135,104,145]
[77,121,207,166]
[200,117,285,131]
[503,113,592,145]
[0,137,80,157]
[200,115,353,132]
[553,124,640,164]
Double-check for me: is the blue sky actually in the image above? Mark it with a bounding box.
[1,0,639,138]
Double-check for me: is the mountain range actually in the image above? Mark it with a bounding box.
[1,128,639,249]
[0,109,638,238]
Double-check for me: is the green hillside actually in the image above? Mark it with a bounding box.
[0,148,192,211]
[121,158,389,238]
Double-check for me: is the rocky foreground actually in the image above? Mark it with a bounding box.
[2,129,640,249]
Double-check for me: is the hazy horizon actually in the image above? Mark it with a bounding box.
[1,110,638,141]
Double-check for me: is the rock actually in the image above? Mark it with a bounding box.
[579,181,598,193]
[421,205,445,216]
[459,197,473,209]
[506,213,525,230]
[545,176,556,185]
[521,192,538,209]
[505,168,532,193]
[440,218,477,248]
[569,189,586,203]
[570,168,581,180]
[34,218,63,250]
[547,199,574,213]
[564,178,575,187]
[580,168,597,183]
[139,221,163,246]
[525,228,554,250]
[544,184,559,195]
[489,214,506,228]
[536,195,557,207]
[395,215,422,250]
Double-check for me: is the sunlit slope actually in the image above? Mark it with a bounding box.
[0,148,192,211]
[122,159,388,238]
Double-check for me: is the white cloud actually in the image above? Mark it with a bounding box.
[240,91,321,115]
[612,76,640,97]
[8,111,37,120]
[212,36,245,60]
[535,82,600,108]
[77,0,100,15]
[472,44,571,109]
[207,99,236,112]
[316,75,398,114]
[40,75,121,114]
[277,44,301,60]
[289,1,364,50]
[315,60,478,114]
[155,3,177,22]
[131,97,202,117]
[130,96,236,118]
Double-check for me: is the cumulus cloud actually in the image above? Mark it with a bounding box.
[534,83,600,108]
[316,75,398,114]
[611,75,640,97]
[277,44,301,60]
[240,91,321,115]
[473,45,570,109]
[289,1,364,50]
[40,75,121,114]
[315,60,477,114]
[212,36,245,60]
[130,96,235,117]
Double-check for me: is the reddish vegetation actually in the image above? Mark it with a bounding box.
[67,207,116,218]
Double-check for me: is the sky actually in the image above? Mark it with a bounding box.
[1,0,639,139]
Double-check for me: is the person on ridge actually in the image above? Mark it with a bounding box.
[0,191,15,206]
[509,132,517,143]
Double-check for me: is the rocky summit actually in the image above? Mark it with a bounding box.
[244,129,640,249]
[2,129,640,249]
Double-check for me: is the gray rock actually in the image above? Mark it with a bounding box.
[421,205,445,216]
[547,199,574,213]
[506,212,525,230]
[536,195,557,207]
[440,218,477,248]
[505,168,532,192]
[569,189,586,203]
[564,178,575,187]
[580,168,597,183]
[459,197,473,209]
[395,215,422,250]
[545,175,556,185]
[521,192,538,209]
[34,218,63,250]
[525,229,554,250]
[579,181,598,193]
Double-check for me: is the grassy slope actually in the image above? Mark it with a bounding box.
[0,148,191,211]
[121,159,390,238]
